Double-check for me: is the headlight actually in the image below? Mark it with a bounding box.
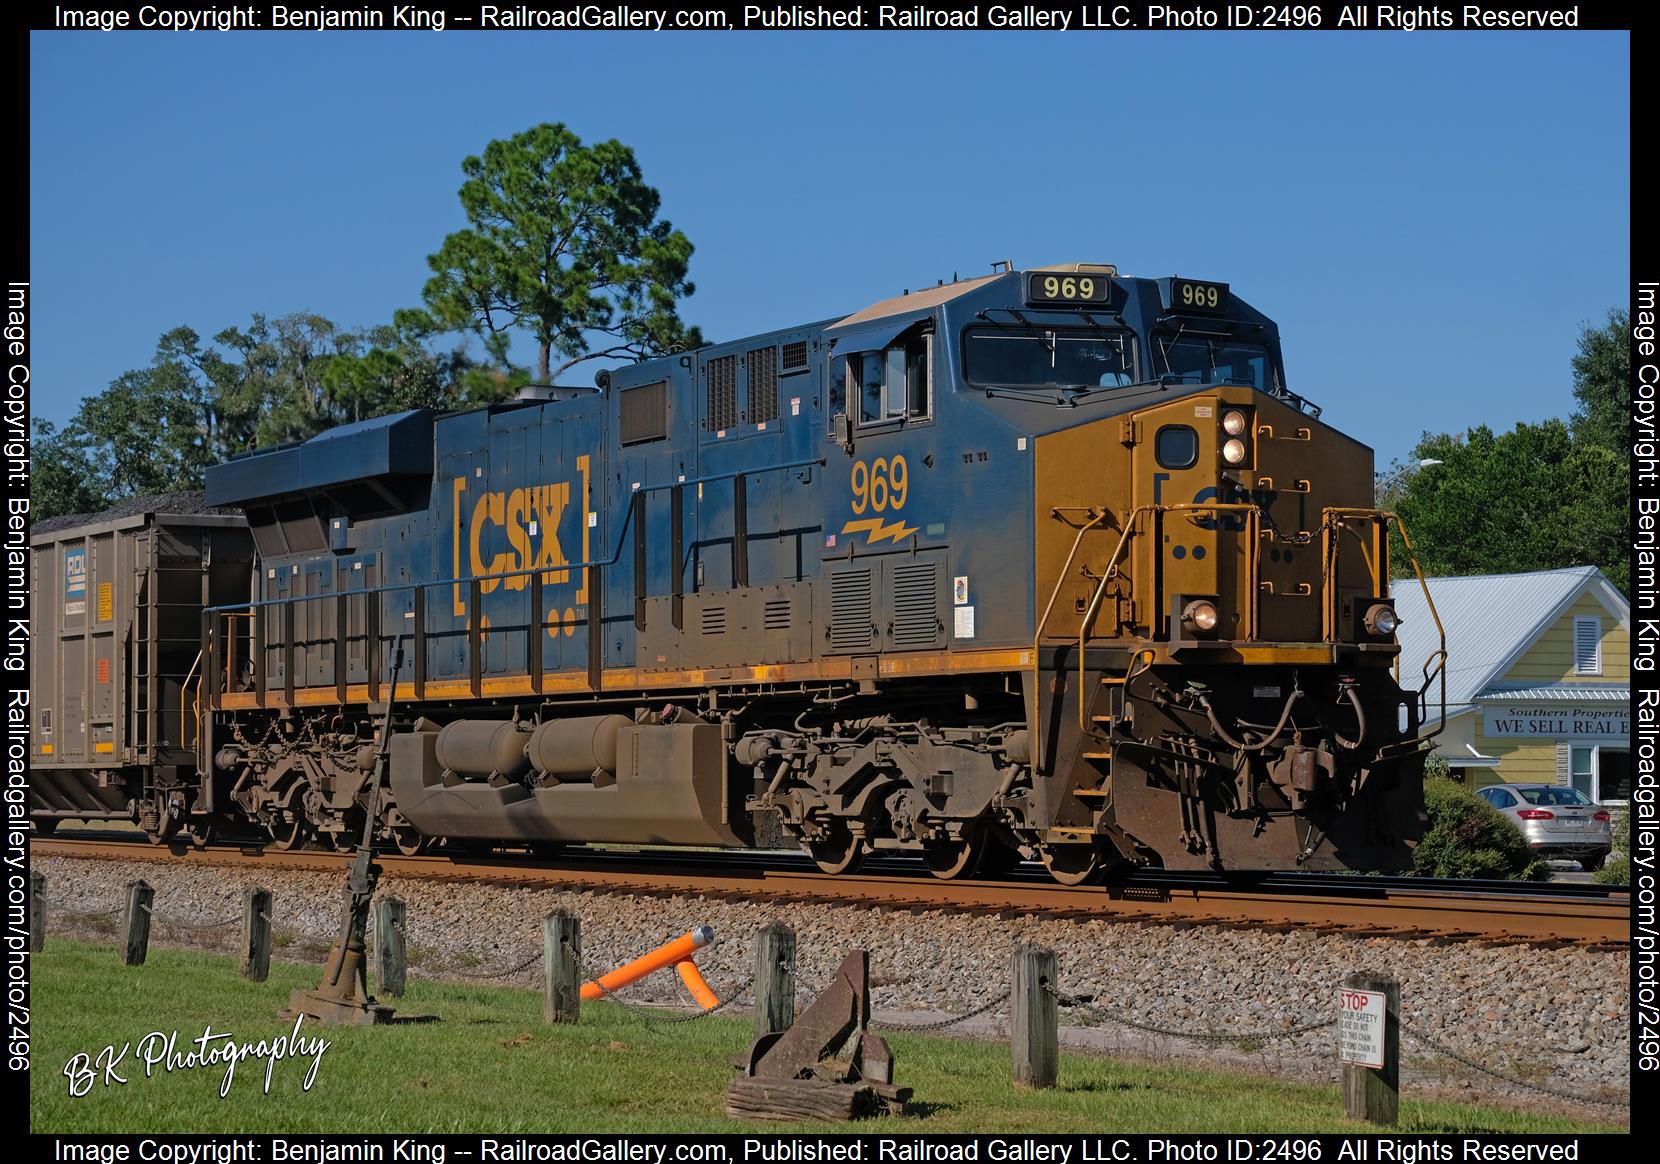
[1222,410,1249,436]
[1363,603,1399,637]
[1182,600,1219,634]
[1221,438,1246,464]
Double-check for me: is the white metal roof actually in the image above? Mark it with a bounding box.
[1392,566,1630,715]
[1479,684,1632,702]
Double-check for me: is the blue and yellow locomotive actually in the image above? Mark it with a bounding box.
[34,262,1445,879]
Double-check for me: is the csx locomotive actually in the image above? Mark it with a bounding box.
[29,263,1445,880]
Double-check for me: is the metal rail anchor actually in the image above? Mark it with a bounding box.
[727,950,911,1121]
[286,642,409,1027]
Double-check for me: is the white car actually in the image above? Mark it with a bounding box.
[1475,783,1613,870]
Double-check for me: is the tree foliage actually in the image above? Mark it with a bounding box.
[32,314,518,521]
[1412,777,1547,880]
[1387,308,1631,593]
[414,123,701,383]
[1570,308,1629,453]
[1389,420,1629,590]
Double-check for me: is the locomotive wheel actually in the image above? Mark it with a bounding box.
[806,825,864,875]
[390,826,429,857]
[978,835,1025,877]
[182,821,215,850]
[1040,843,1103,886]
[268,813,311,851]
[923,831,988,880]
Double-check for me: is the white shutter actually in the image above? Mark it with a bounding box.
[1555,742,1570,786]
[1573,617,1601,675]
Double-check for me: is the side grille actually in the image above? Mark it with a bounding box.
[890,562,940,648]
[829,568,876,651]
[701,606,727,635]
[764,597,792,630]
[618,380,668,445]
[748,346,779,425]
[782,340,808,372]
[707,355,737,432]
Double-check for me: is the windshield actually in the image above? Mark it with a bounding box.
[1154,335,1272,392]
[1516,787,1595,807]
[963,328,1135,389]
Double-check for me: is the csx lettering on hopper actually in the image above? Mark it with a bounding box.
[28,263,1444,878]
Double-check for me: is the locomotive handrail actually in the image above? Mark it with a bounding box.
[1075,501,1264,735]
[1318,506,1447,743]
[1031,506,1114,769]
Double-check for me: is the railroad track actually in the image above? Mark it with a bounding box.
[33,834,1630,948]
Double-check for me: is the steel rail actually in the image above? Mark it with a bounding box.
[33,837,1628,948]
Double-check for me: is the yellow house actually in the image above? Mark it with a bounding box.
[1393,566,1630,803]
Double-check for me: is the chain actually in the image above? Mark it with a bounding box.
[153,911,241,930]
[595,973,757,1025]
[439,950,545,981]
[1396,1013,1629,1110]
[1046,982,1335,1044]
[872,989,1012,1033]
[47,903,124,919]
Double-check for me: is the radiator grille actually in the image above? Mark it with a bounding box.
[707,355,737,432]
[748,347,779,425]
[890,562,940,648]
[829,568,876,651]
[700,605,727,636]
[618,380,668,445]
[782,340,808,372]
[764,597,792,630]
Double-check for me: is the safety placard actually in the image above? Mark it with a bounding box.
[1337,987,1387,1069]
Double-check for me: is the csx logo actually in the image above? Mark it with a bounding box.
[451,456,592,617]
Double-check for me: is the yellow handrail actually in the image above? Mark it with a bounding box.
[1074,501,1264,734]
[1319,507,1447,741]
[1029,507,1112,771]
[181,649,203,754]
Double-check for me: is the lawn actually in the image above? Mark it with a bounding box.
[29,940,1623,1135]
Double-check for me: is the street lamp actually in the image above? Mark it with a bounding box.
[1374,458,1443,502]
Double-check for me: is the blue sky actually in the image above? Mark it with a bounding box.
[29,31,1629,467]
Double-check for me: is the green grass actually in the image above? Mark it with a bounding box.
[31,940,1623,1134]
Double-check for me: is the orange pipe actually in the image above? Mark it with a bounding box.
[675,959,720,1010]
[580,925,714,1001]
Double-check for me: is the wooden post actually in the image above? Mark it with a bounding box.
[122,880,153,966]
[1341,973,1400,1127]
[240,887,272,982]
[29,872,44,952]
[754,922,796,1037]
[544,910,581,1024]
[374,896,407,998]
[1011,945,1058,1090]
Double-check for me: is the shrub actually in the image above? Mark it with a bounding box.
[1412,776,1548,880]
[1593,807,1629,884]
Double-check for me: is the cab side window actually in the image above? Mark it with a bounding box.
[835,326,932,429]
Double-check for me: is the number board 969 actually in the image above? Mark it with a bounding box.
[1026,272,1111,306]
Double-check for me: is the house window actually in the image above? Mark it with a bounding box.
[1572,744,1631,803]
[1573,616,1601,675]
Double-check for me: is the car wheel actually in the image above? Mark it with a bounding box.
[1580,850,1609,872]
